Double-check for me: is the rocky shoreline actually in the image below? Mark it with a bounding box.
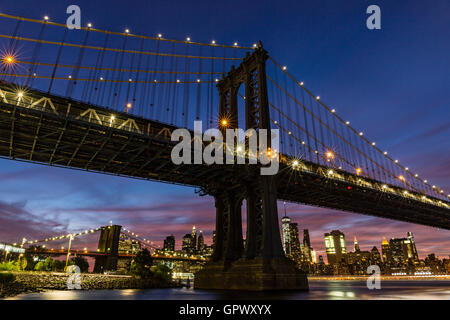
[0,272,178,299]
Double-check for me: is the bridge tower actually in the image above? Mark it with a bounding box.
[94,225,122,273]
[195,43,308,290]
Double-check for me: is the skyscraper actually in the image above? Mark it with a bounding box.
[381,237,392,263]
[353,236,360,252]
[303,229,311,248]
[197,230,205,252]
[324,230,347,264]
[288,222,302,265]
[407,232,419,262]
[191,226,197,251]
[390,236,417,264]
[370,246,382,264]
[163,235,175,251]
[281,215,291,255]
[182,234,192,252]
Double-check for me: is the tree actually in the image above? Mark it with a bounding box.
[152,263,172,283]
[51,259,65,272]
[129,248,153,279]
[34,261,45,271]
[43,257,53,271]
[0,261,20,272]
[69,256,89,273]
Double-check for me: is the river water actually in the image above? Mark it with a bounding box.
[6,280,450,300]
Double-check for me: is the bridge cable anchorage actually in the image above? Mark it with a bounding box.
[268,56,445,199]
[0,12,253,50]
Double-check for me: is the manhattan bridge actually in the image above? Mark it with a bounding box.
[0,13,448,290]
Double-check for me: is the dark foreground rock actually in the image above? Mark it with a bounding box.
[0,272,176,298]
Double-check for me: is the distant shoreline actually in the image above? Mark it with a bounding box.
[308,275,450,281]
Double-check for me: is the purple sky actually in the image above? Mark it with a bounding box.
[0,0,449,261]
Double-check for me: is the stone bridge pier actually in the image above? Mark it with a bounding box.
[195,43,308,291]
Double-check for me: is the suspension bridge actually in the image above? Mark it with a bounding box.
[17,224,207,272]
[0,13,448,290]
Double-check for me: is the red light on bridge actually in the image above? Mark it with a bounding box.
[347,186,352,190]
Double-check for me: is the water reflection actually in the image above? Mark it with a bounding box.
[5,280,450,300]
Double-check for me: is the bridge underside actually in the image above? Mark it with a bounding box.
[0,84,448,230]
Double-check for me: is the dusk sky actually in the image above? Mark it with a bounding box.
[0,0,449,261]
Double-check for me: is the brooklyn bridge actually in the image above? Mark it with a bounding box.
[0,13,448,290]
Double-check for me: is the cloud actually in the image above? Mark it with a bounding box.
[0,200,68,244]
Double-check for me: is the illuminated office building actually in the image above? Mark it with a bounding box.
[381,237,392,263]
[197,231,205,251]
[163,235,175,251]
[407,232,419,262]
[191,226,197,251]
[324,230,347,264]
[288,223,302,265]
[281,215,291,255]
[182,234,193,252]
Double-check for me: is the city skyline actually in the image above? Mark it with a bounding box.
[0,0,449,263]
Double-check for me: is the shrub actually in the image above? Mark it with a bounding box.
[0,272,16,290]
[0,261,20,272]
[34,261,45,271]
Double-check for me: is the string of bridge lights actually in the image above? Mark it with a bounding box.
[0,12,257,50]
[267,74,428,197]
[271,58,449,200]
[14,225,158,249]
[271,117,449,209]
[0,72,217,84]
[14,227,103,248]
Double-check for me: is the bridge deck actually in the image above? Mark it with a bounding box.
[0,82,449,229]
